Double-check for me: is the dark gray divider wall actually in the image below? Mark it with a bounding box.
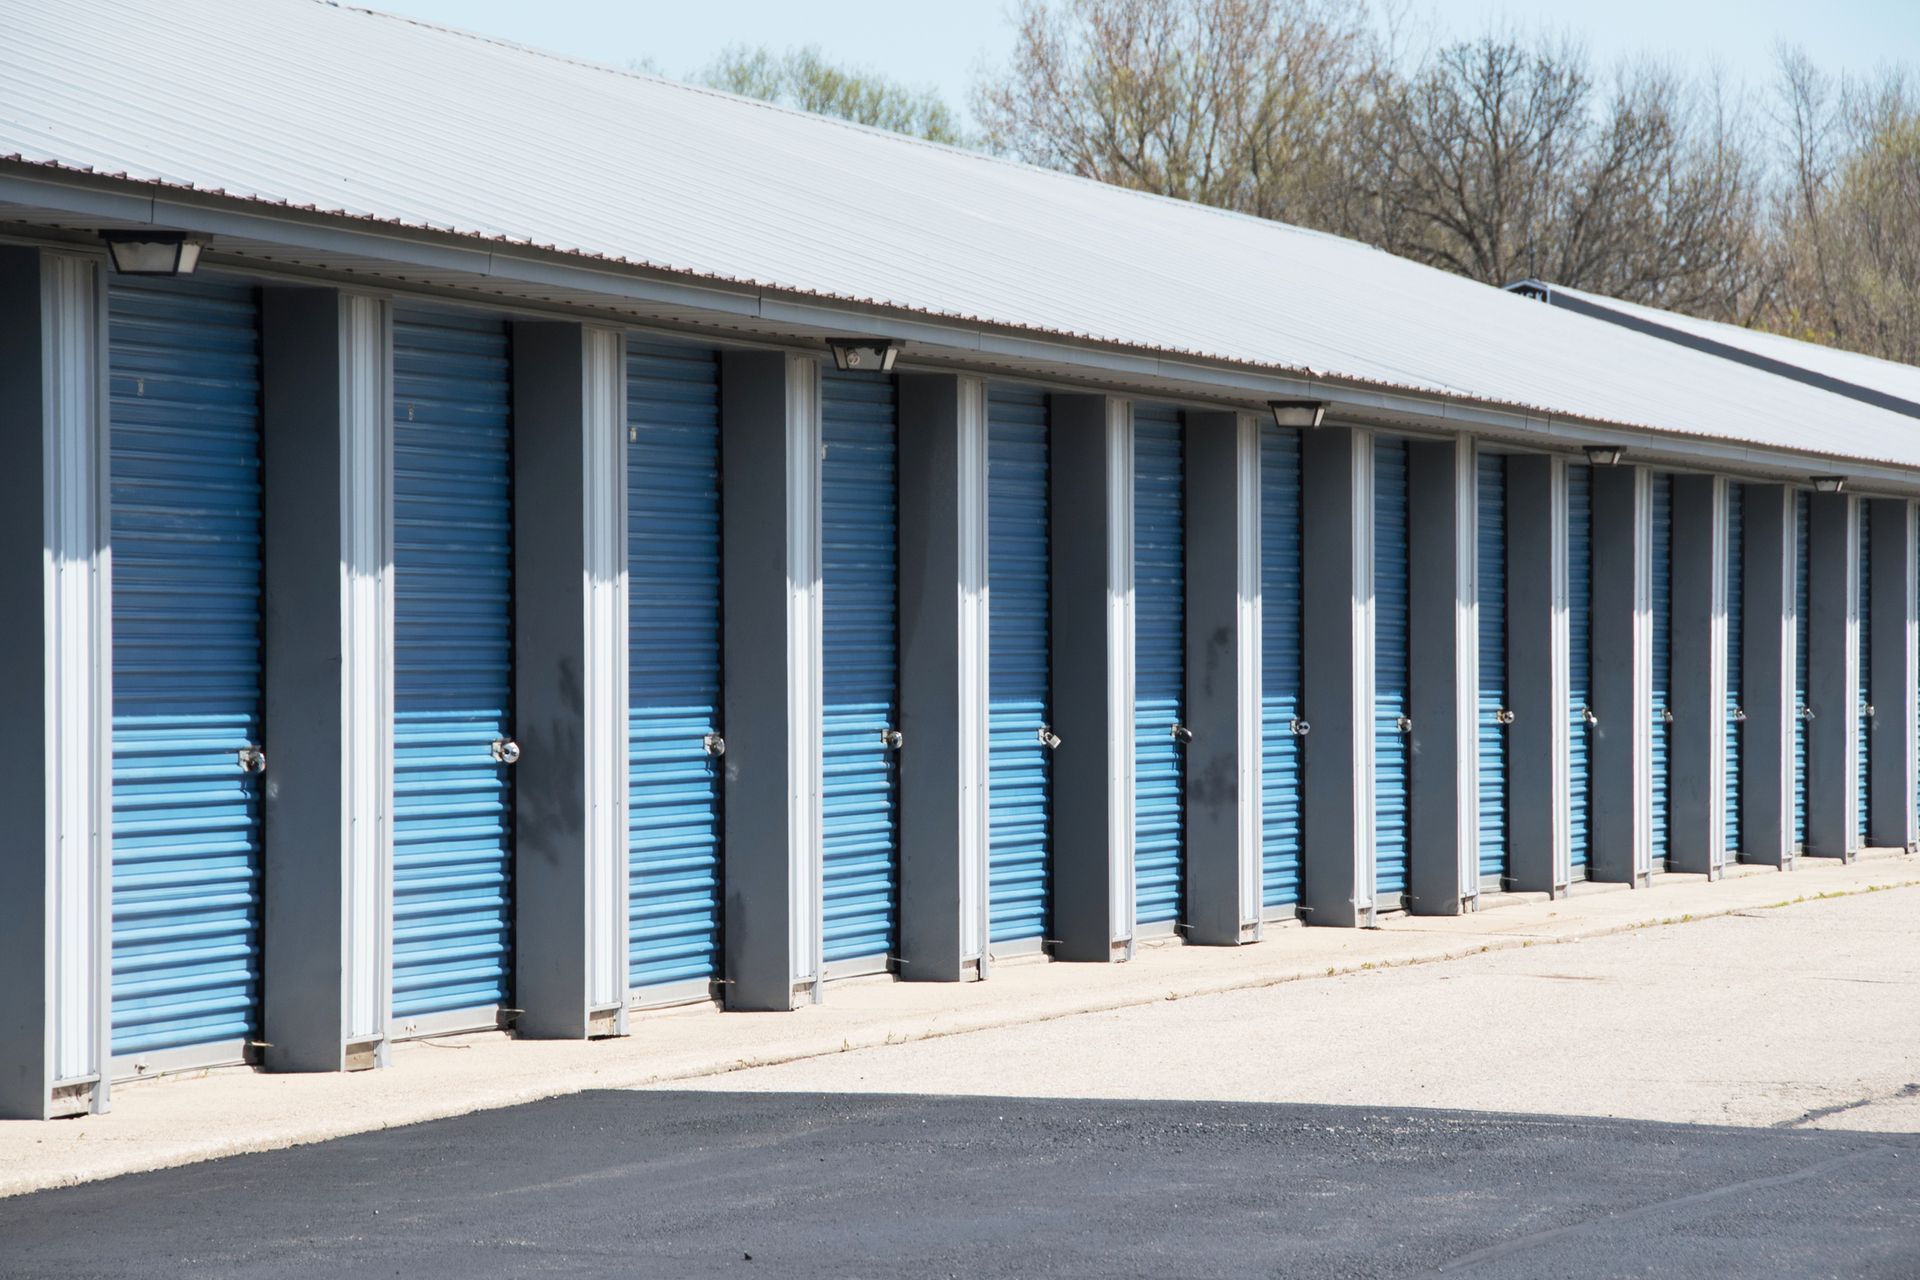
[1407,439,1471,914]
[1589,464,1649,885]
[1867,498,1917,850]
[1505,454,1566,894]
[1805,492,1858,859]
[720,351,807,1009]
[1741,486,1796,867]
[260,286,357,1070]
[1048,393,1125,961]
[896,372,969,980]
[1668,473,1723,876]
[1182,410,1253,945]
[1301,426,1367,927]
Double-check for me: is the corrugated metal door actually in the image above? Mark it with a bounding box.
[1568,463,1593,877]
[1374,436,1411,906]
[1726,484,1744,861]
[1476,451,1508,888]
[108,276,265,1065]
[391,308,515,1028]
[1795,491,1810,851]
[820,369,901,970]
[1650,473,1672,869]
[626,339,723,996]
[1133,405,1186,929]
[986,384,1052,946]
[1857,503,1870,844]
[1260,424,1304,911]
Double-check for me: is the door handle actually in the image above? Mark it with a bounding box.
[236,745,267,775]
[1289,717,1311,737]
[492,738,522,765]
[1036,726,1062,749]
[703,732,726,757]
[880,728,904,750]
[1170,723,1194,744]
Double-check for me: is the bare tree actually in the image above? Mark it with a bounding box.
[974,0,1376,225]
[1766,59,1920,362]
[699,45,965,145]
[1345,35,1768,318]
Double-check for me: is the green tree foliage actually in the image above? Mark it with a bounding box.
[698,45,965,146]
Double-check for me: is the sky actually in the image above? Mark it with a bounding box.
[364,0,1920,121]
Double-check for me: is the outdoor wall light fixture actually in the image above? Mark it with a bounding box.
[1812,475,1848,493]
[99,230,203,277]
[1267,400,1327,429]
[1584,445,1626,466]
[826,338,900,373]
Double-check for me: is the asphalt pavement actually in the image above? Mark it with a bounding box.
[3,1089,1915,1279]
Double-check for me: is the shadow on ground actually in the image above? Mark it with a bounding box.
[4,1091,1916,1278]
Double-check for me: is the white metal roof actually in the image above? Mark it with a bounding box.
[1517,281,1920,418]
[4,0,1920,469]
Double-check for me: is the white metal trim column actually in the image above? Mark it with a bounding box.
[788,355,825,998]
[0,249,110,1118]
[1504,453,1571,895]
[344,295,394,1063]
[1235,412,1263,936]
[582,327,629,1028]
[1107,398,1138,954]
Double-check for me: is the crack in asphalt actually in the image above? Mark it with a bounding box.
[1774,1082,1920,1129]
[1428,1144,1898,1273]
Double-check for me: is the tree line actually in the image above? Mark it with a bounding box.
[688,1,1919,365]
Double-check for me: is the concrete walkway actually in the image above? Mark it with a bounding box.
[4,851,1915,1197]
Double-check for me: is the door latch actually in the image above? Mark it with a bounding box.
[1660,707,1674,725]
[236,745,267,775]
[1395,715,1413,734]
[1036,725,1062,749]
[491,738,522,765]
[1864,703,1876,719]
[880,728,904,750]
[1581,706,1598,727]
[1494,708,1516,726]
[1732,707,1747,723]
[1169,723,1194,744]
[703,732,727,757]
[1799,705,1816,722]
[1289,717,1311,737]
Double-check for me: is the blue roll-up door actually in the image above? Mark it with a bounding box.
[1795,491,1810,850]
[987,384,1052,946]
[391,308,515,1028]
[1260,424,1304,910]
[1133,405,1186,929]
[626,339,723,996]
[108,276,265,1064]
[1726,484,1744,862]
[1650,473,1673,869]
[1568,463,1593,877]
[820,369,901,969]
[1858,503,1871,844]
[1476,451,1508,888]
[1374,436,1411,906]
